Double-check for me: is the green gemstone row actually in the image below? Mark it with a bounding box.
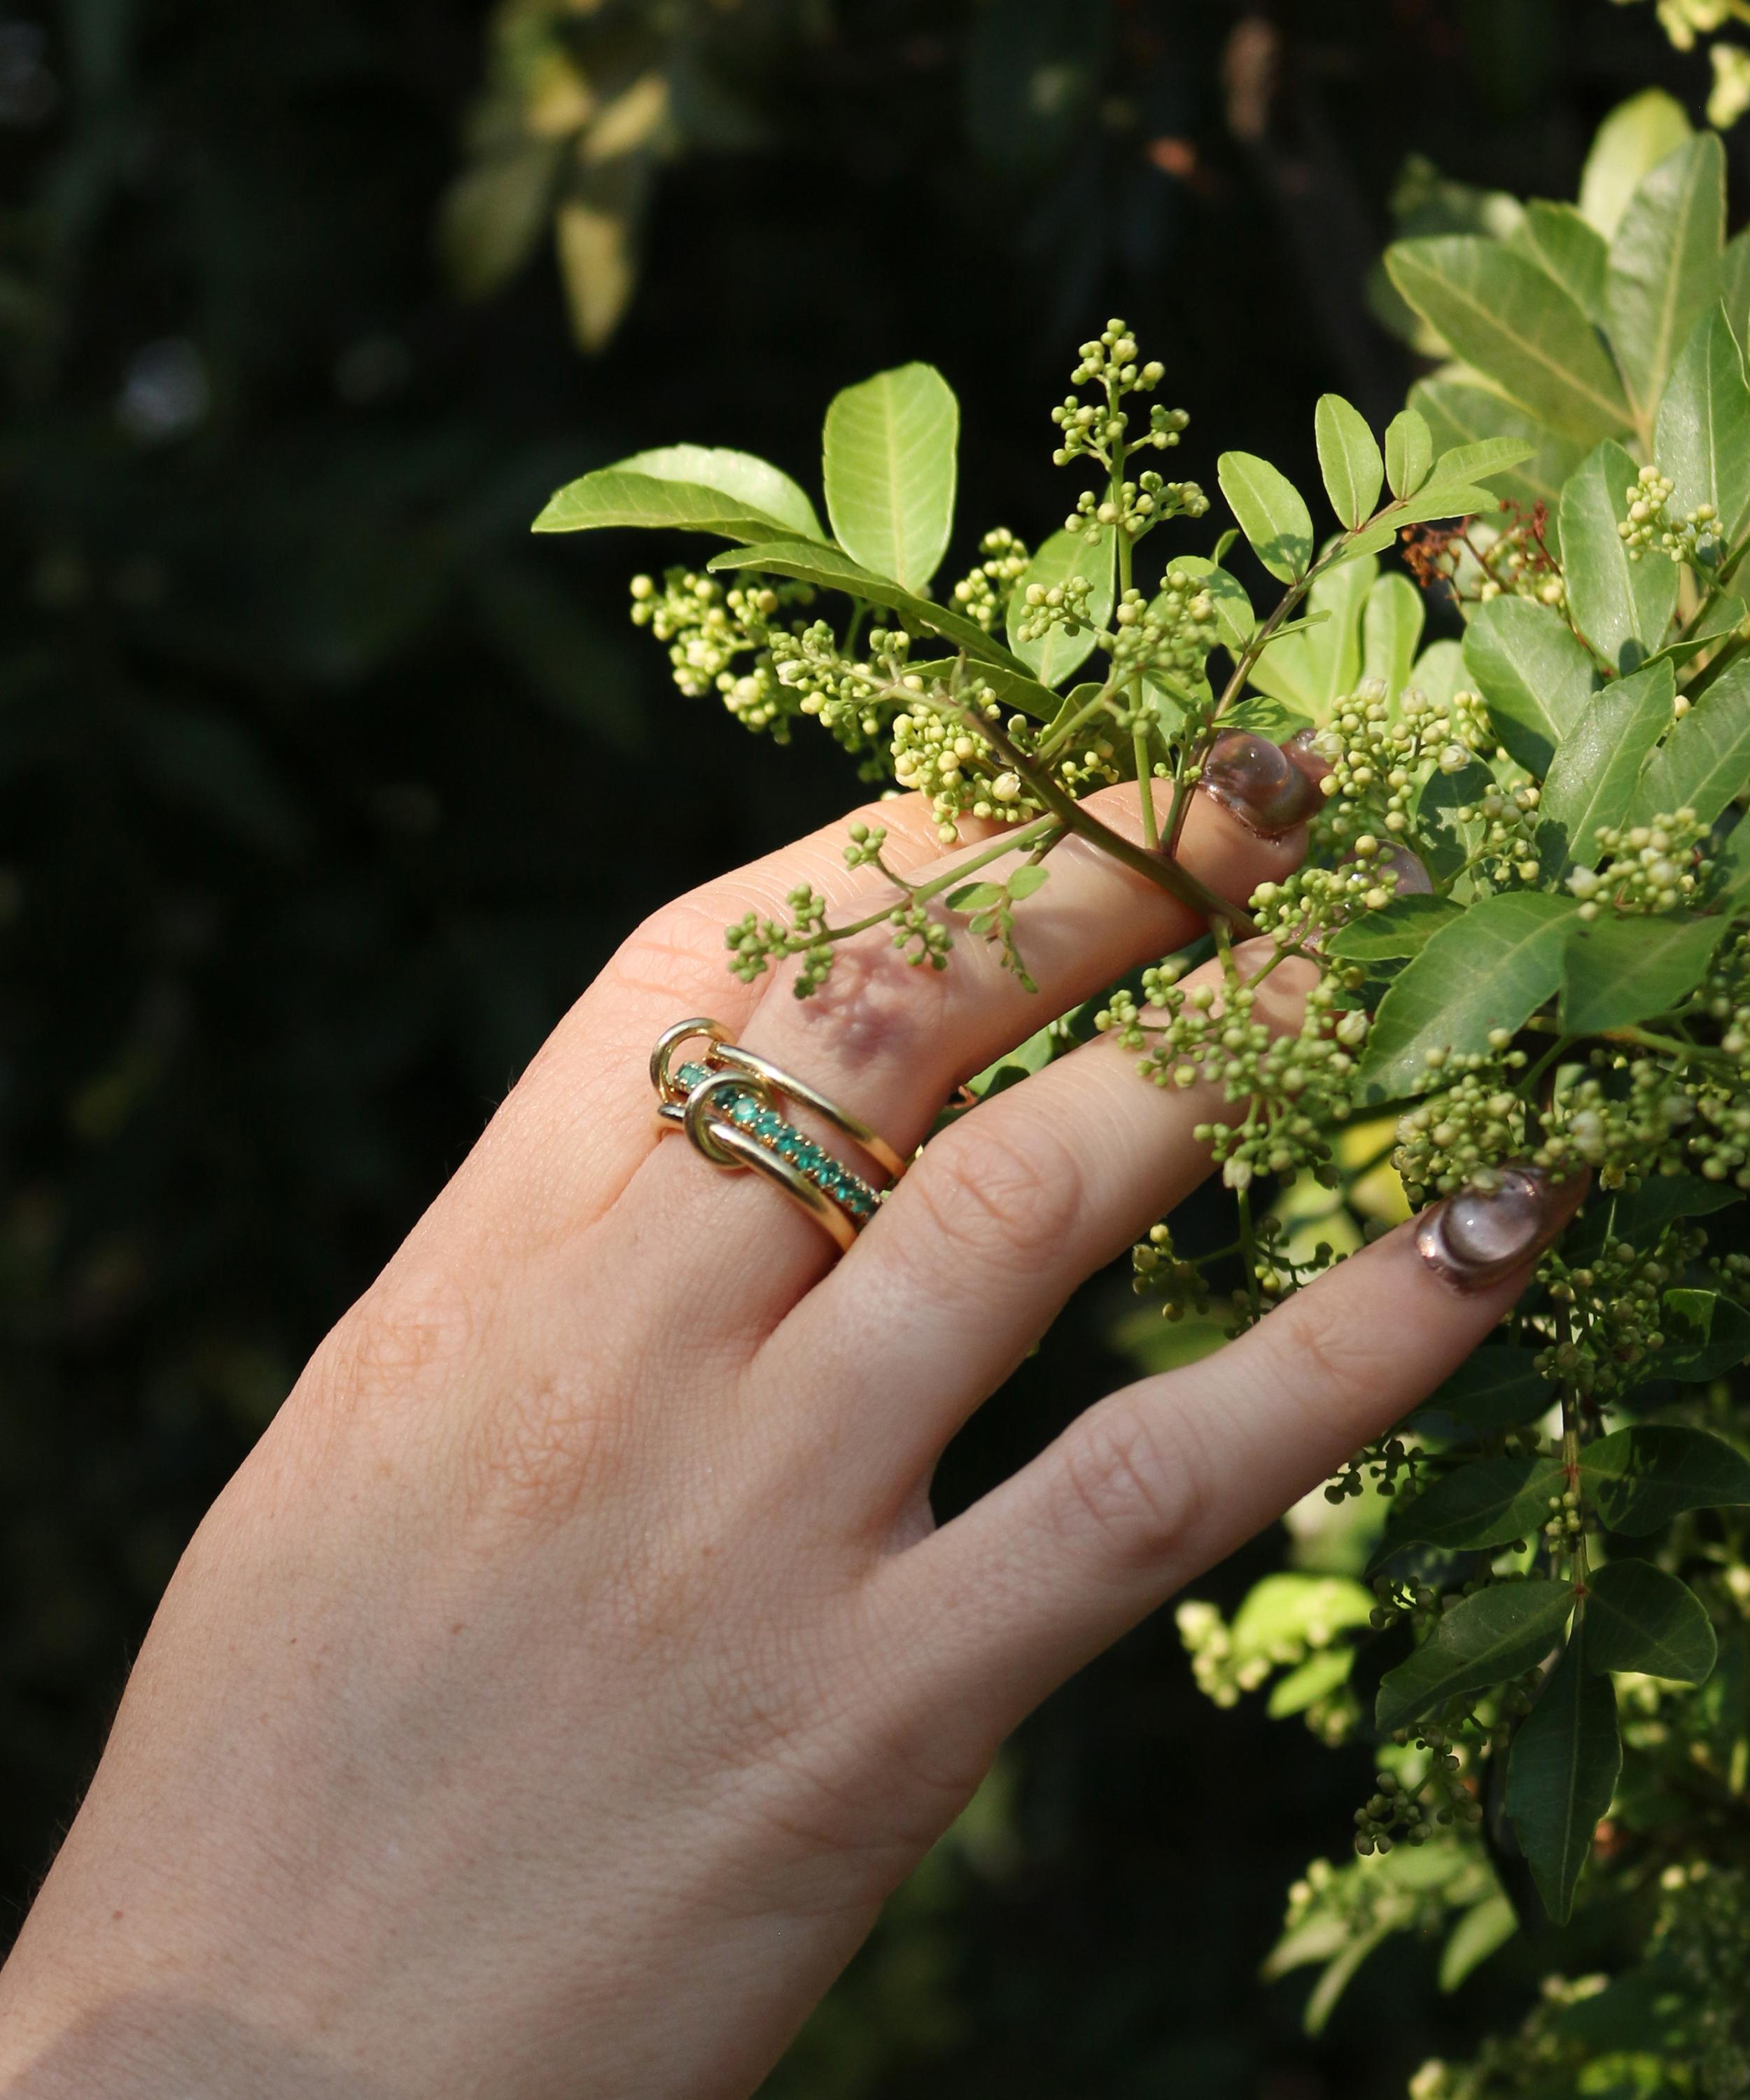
[676,1062,878,1220]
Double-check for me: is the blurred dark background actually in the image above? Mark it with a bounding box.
[0,2,1726,2092]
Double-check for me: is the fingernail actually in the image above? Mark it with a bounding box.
[1414,1165,1570,1292]
[1197,730,1326,839]
[1282,727,1334,790]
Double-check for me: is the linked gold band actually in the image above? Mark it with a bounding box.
[650,1018,905,1252]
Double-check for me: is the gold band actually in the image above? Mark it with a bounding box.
[649,1016,906,1250]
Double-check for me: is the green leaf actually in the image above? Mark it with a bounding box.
[1539,659,1676,866]
[1266,1648,1355,1719]
[1723,226,1750,352]
[1385,407,1434,497]
[1315,393,1384,530]
[1168,555,1254,654]
[1008,526,1116,687]
[1462,596,1598,775]
[1410,374,1590,528]
[1583,1424,1750,1534]
[1324,895,1462,961]
[1584,1560,1717,1684]
[1385,237,1633,444]
[1415,758,1491,885]
[946,881,1004,912]
[1572,1174,1742,1259]
[1357,891,1585,1103]
[533,447,825,541]
[1605,134,1725,438]
[1376,1579,1576,1732]
[1425,438,1541,491]
[1655,1288,1750,1383]
[1512,200,1608,321]
[1656,304,1750,552]
[1362,573,1425,698]
[1632,658,1750,825]
[1340,482,1506,564]
[1410,638,1469,709]
[1376,1456,1564,1562]
[1439,1894,1518,1994]
[1217,451,1315,583]
[1559,910,1723,1035]
[1579,89,1693,239]
[1560,440,1681,673]
[1420,1345,1556,1429]
[1007,862,1049,900]
[1247,556,1372,716]
[821,363,958,592]
[1506,1634,1620,1924]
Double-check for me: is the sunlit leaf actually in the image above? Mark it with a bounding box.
[1578,88,1693,239]
[822,363,959,591]
[1315,393,1384,529]
[1218,451,1315,582]
[1362,573,1425,697]
[1632,658,1750,825]
[1558,440,1679,673]
[1462,595,1598,775]
[1560,911,1723,1035]
[1656,304,1750,551]
[1605,133,1725,438]
[1358,890,1585,1102]
[1385,237,1633,443]
[1385,407,1434,497]
[1539,659,1676,867]
[1512,200,1607,321]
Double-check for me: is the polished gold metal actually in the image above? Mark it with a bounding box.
[649,1015,904,1251]
[681,1074,858,1252]
[650,1016,732,1107]
[710,1041,908,1181]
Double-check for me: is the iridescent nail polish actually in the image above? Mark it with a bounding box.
[1414,1165,1570,1292]
[1197,730,1326,839]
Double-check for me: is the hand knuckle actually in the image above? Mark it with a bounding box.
[903,1115,1084,1271]
[1051,1394,1203,1572]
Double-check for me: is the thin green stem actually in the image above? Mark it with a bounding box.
[969,706,1258,934]
[801,815,1062,952]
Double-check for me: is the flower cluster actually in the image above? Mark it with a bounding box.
[1048,318,1184,470]
[1013,571,1096,647]
[1619,461,1723,567]
[1567,808,1711,913]
[1096,958,1368,1192]
[1065,468,1209,543]
[1394,1054,1532,1200]
[1308,680,1488,850]
[948,527,1031,632]
[1104,571,1219,699]
[630,568,815,733]
[890,696,1038,841]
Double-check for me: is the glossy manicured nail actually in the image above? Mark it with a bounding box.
[1414,1165,1571,1292]
[1282,726,1334,790]
[1197,730,1326,838]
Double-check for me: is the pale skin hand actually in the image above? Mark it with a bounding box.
[0,778,1581,2100]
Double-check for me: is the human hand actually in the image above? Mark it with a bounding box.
[0,748,1581,2099]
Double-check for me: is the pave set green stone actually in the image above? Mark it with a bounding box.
[676,1061,879,1221]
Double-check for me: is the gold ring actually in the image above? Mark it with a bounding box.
[650,1017,906,1248]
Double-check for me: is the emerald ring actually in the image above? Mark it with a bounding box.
[650,1018,904,1252]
